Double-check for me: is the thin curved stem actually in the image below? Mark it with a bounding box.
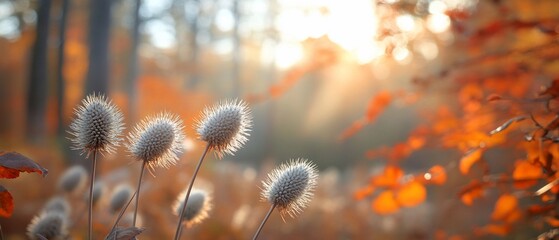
[88,150,98,240]
[132,162,146,227]
[252,204,276,240]
[173,143,211,240]
[106,189,138,238]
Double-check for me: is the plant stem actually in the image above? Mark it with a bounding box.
[252,204,276,240]
[88,150,98,240]
[0,223,4,240]
[107,189,138,238]
[132,162,146,227]
[173,143,210,240]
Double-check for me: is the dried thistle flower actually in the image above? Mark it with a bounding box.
[26,212,68,240]
[69,93,124,155]
[173,188,212,227]
[262,159,318,218]
[127,113,185,170]
[196,100,251,158]
[57,165,87,194]
[109,184,133,214]
[42,196,70,216]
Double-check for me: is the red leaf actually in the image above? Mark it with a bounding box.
[0,185,14,217]
[539,79,559,97]
[0,151,48,179]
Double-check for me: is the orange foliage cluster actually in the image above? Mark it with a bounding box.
[350,56,559,239]
[345,3,559,233]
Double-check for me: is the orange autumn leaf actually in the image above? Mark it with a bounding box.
[372,190,400,215]
[460,180,486,206]
[371,166,404,188]
[426,165,447,185]
[475,224,511,236]
[407,135,426,150]
[338,120,366,141]
[365,91,392,122]
[388,143,411,161]
[354,186,375,201]
[459,148,483,175]
[512,160,542,189]
[492,194,519,222]
[547,217,559,227]
[396,181,427,207]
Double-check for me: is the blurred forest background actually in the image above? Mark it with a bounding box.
[2,0,559,239]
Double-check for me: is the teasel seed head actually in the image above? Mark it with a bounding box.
[69,93,124,155]
[109,183,133,214]
[196,99,251,158]
[261,159,318,219]
[173,188,212,227]
[26,211,68,240]
[127,112,185,170]
[57,165,87,194]
[42,196,71,216]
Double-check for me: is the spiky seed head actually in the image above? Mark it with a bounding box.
[196,99,252,158]
[42,196,71,216]
[57,165,87,194]
[69,93,124,155]
[261,159,318,219]
[127,113,185,170]
[26,212,68,240]
[109,184,133,214]
[173,189,212,227]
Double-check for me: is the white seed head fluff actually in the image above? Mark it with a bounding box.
[261,159,318,219]
[42,196,71,216]
[173,188,212,227]
[26,211,68,240]
[127,112,185,170]
[196,99,251,158]
[69,93,124,155]
[109,183,133,214]
[57,165,87,194]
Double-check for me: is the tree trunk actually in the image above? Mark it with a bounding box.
[186,0,200,89]
[26,0,52,140]
[85,0,111,95]
[56,0,70,137]
[125,0,141,120]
